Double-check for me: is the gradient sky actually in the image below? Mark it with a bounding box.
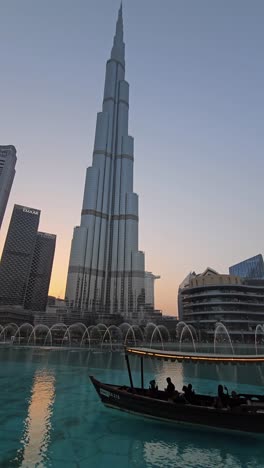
[1,0,264,316]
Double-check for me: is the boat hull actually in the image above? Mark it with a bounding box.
[90,376,264,434]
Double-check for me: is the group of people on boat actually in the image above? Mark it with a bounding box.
[149,377,196,404]
[165,378,196,403]
[215,385,242,409]
[149,378,244,409]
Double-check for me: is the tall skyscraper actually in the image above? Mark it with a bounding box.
[229,254,264,279]
[66,6,153,319]
[24,232,56,311]
[0,145,17,229]
[0,204,40,306]
[0,205,56,311]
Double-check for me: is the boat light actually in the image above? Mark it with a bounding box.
[125,348,264,364]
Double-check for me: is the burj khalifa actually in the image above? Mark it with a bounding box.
[66,5,155,319]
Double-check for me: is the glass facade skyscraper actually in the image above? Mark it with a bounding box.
[229,254,264,279]
[0,205,56,311]
[0,205,40,306]
[24,232,56,311]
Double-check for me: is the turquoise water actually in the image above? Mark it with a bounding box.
[0,347,264,468]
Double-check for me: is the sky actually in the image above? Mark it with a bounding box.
[0,0,264,316]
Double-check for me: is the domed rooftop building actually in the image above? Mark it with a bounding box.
[178,268,264,343]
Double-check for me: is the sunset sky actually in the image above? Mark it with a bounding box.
[1,0,264,316]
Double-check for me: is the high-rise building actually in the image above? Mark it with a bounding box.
[145,272,160,307]
[0,145,17,229]
[229,254,264,279]
[0,205,56,311]
[24,232,56,311]
[0,205,40,305]
[66,6,157,319]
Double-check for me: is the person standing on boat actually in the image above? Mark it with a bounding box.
[165,377,175,398]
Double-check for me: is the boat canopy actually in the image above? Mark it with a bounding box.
[125,347,264,365]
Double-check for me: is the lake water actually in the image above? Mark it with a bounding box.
[0,346,264,467]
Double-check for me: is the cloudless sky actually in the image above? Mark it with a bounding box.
[0,0,264,315]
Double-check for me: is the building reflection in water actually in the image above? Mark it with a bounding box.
[142,358,263,397]
[144,358,184,392]
[18,369,55,467]
[143,440,233,468]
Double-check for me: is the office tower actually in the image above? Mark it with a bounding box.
[24,232,56,311]
[0,145,17,229]
[0,205,56,311]
[229,254,264,279]
[0,204,40,305]
[66,5,154,319]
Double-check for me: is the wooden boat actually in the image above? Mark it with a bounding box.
[90,347,264,434]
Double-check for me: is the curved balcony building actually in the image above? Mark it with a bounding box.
[178,268,264,342]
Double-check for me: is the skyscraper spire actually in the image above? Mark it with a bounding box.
[111,2,125,66]
[65,5,159,320]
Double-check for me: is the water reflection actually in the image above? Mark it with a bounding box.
[178,360,264,392]
[0,348,263,468]
[18,369,55,467]
[142,429,261,468]
[144,440,232,468]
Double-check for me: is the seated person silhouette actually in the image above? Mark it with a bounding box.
[185,383,195,403]
[229,390,241,409]
[188,383,195,396]
[215,384,229,408]
[165,377,175,399]
[149,379,158,397]
[182,385,191,402]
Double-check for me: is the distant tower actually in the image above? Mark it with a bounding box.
[145,272,160,307]
[0,205,56,311]
[66,5,156,319]
[24,232,56,311]
[0,145,17,229]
